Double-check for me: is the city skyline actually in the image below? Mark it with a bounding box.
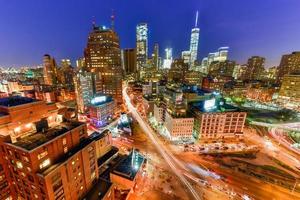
[0,0,300,67]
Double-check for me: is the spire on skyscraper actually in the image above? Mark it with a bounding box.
[111,9,115,30]
[195,10,199,27]
[92,16,96,29]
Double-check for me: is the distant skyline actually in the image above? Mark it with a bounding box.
[0,0,300,67]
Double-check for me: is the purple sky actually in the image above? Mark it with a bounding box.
[0,0,299,67]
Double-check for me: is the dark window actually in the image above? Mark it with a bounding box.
[28,175,34,183]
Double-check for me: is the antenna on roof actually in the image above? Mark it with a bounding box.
[111,9,115,30]
[92,16,96,29]
[195,10,199,27]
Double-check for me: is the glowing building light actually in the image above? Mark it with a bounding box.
[91,96,107,104]
[14,127,21,132]
[204,98,216,110]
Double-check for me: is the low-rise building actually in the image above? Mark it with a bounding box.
[89,95,115,128]
[163,111,194,141]
[191,99,246,141]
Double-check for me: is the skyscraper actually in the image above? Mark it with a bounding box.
[122,48,137,75]
[153,43,159,70]
[84,24,123,104]
[163,48,173,69]
[181,50,191,65]
[277,51,300,83]
[74,69,94,113]
[136,23,148,71]
[202,47,229,67]
[59,59,74,90]
[189,11,200,69]
[245,56,265,80]
[43,54,58,85]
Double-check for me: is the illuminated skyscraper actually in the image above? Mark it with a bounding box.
[202,47,229,66]
[74,69,94,113]
[136,23,148,71]
[245,56,265,80]
[277,51,300,83]
[189,11,200,68]
[153,43,159,70]
[84,24,123,104]
[163,48,173,69]
[58,59,74,90]
[43,54,58,85]
[181,50,191,65]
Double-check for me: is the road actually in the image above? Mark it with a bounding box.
[246,126,300,170]
[123,86,202,200]
[179,152,300,200]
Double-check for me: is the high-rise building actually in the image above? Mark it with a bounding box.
[181,51,191,65]
[163,48,173,69]
[202,47,229,68]
[168,59,188,82]
[74,70,94,113]
[84,25,123,104]
[136,23,148,71]
[59,59,74,90]
[122,48,137,75]
[278,74,300,109]
[153,43,159,70]
[0,96,120,200]
[277,52,300,83]
[246,56,265,80]
[76,57,86,68]
[189,11,200,68]
[43,54,58,85]
[209,60,236,77]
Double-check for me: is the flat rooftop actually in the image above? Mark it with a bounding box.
[82,178,112,200]
[89,95,113,107]
[10,121,84,151]
[98,146,119,166]
[191,101,240,113]
[0,96,37,107]
[111,150,145,181]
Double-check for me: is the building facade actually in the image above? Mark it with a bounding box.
[89,95,115,128]
[43,54,58,86]
[277,52,300,83]
[74,70,94,113]
[245,56,265,80]
[122,48,137,75]
[136,23,148,72]
[84,25,123,104]
[278,74,300,110]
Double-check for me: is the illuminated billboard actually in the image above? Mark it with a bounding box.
[91,96,107,104]
[204,98,216,110]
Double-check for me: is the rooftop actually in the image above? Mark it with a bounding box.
[111,150,145,181]
[0,96,37,107]
[97,146,119,167]
[90,95,113,107]
[10,121,84,151]
[82,178,112,200]
[191,100,240,113]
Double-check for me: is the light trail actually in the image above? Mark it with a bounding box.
[123,86,202,200]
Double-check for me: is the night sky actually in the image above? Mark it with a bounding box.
[0,0,300,67]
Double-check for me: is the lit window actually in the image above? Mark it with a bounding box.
[39,159,50,169]
[37,151,48,160]
[64,146,68,153]
[62,138,67,145]
[16,161,23,169]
